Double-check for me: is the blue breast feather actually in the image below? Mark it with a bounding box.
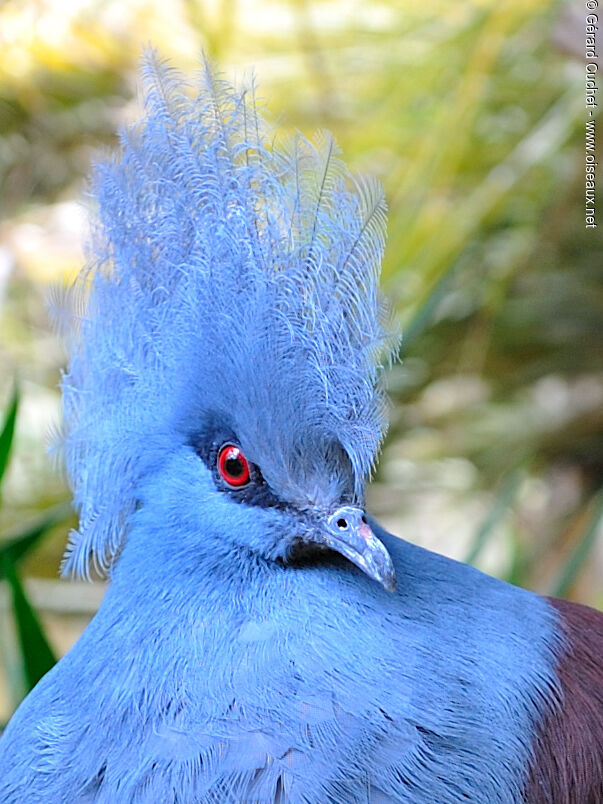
[0,523,561,803]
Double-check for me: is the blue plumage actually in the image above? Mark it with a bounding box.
[57,52,392,579]
[1,52,601,803]
[0,513,561,802]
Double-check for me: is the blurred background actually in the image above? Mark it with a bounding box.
[0,0,601,722]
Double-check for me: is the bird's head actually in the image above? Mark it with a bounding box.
[55,52,398,592]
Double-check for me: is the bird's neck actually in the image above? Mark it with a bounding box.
[109,522,285,624]
[83,520,370,723]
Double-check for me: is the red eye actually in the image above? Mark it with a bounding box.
[217,444,251,487]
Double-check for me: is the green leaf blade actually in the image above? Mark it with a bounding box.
[2,556,57,692]
[0,387,19,493]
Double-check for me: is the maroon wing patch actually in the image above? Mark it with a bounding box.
[524,597,603,803]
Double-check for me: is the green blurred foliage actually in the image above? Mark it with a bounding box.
[0,391,61,717]
[0,0,601,715]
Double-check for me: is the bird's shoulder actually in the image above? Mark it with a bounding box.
[524,596,603,804]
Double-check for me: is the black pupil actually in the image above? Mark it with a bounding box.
[225,455,244,477]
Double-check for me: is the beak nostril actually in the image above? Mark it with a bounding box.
[324,506,396,591]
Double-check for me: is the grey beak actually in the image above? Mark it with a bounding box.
[314,505,396,593]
